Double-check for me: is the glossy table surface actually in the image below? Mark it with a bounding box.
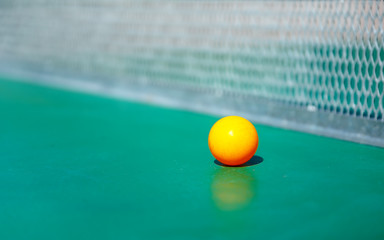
[1,78,384,240]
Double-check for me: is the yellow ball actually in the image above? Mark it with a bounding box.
[208,116,259,166]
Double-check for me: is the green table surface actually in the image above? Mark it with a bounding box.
[1,78,384,240]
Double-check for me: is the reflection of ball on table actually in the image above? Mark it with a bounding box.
[208,116,259,166]
[211,168,256,211]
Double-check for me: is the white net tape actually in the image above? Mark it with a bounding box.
[0,0,383,146]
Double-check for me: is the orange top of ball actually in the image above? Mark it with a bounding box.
[208,116,259,166]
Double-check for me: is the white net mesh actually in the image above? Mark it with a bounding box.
[0,0,383,146]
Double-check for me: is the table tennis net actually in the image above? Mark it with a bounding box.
[0,0,383,146]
